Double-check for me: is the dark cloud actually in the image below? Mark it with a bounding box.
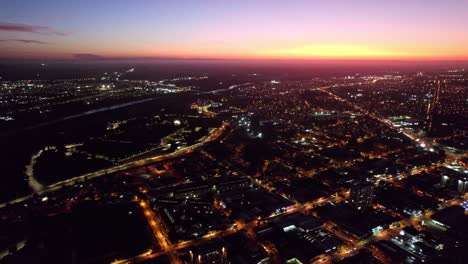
[0,39,49,44]
[72,54,104,60]
[0,22,67,36]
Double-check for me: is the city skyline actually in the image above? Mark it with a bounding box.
[1,2,467,264]
[1,0,468,61]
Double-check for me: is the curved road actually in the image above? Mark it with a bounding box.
[0,122,230,209]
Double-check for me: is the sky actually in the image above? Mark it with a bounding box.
[1,0,468,61]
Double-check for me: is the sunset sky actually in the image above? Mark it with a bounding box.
[1,0,468,61]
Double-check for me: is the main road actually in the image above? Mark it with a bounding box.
[317,85,463,161]
[112,189,350,264]
[312,196,462,264]
[0,122,230,209]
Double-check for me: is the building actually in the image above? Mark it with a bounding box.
[440,175,449,187]
[214,177,251,193]
[189,240,227,264]
[159,177,252,199]
[457,177,468,194]
[439,174,468,194]
[389,227,443,263]
[349,181,374,211]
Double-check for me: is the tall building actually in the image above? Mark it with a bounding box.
[457,178,468,194]
[438,174,468,195]
[440,175,449,187]
[349,181,374,211]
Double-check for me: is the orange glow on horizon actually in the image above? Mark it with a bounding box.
[2,43,468,62]
[260,45,405,59]
[132,47,468,62]
[111,42,468,62]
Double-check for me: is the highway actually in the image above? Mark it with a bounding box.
[0,122,230,209]
[6,81,463,263]
[110,128,437,264]
[317,86,464,162]
[139,199,181,264]
[112,138,351,263]
[112,189,350,264]
[309,159,461,263]
[312,196,462,264]
[307,84,466,263]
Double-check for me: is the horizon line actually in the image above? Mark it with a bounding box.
[1,55,468,64]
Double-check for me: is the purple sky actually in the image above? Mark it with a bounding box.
[1,0,467,60]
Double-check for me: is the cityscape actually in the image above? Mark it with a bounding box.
[0,1,467,264]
